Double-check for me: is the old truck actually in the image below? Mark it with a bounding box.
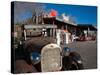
[14,24,84,73]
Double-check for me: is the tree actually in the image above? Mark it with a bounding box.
[14,2,46,25]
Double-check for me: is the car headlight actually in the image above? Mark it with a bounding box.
[63,47,70,52]
[62,47,70,56]
[30,52,41,65]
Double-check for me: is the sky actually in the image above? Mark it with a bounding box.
[44,3,97,26]
[13,2,97,26]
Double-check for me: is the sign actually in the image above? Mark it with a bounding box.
[24,25,57,29]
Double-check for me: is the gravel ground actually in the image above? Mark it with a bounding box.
[67,41,97,69]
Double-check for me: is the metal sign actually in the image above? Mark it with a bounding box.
[24,24,57,29]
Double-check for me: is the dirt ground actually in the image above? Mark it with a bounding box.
[67,41,97,69]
